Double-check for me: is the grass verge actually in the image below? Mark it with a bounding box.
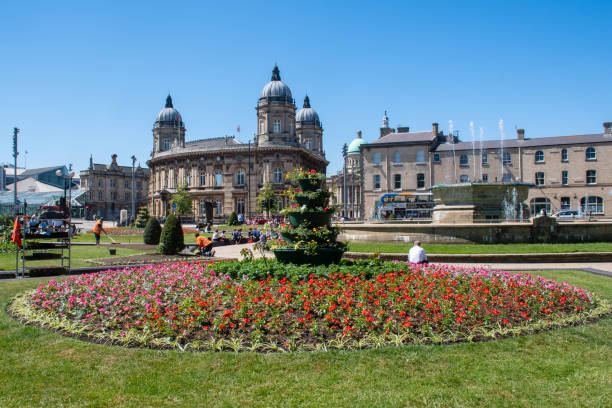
[0,269,611,407]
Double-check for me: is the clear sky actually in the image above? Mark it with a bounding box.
[1,0,611,175]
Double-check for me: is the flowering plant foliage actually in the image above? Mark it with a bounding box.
[10,260,610,352]
[285,168,325,182]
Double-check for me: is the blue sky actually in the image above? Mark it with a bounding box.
[1,1,611,175]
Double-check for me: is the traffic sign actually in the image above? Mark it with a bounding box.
[171,202,177,210]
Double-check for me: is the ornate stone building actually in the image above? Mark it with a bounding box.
[80,154,150,219]
[147,66,328,219]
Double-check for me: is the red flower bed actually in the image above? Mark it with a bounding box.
[10,261,610,351]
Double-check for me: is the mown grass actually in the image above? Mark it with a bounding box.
[0,269,611,407]
[348,241,612,254]
[72,232,197,244]
[0,246,149,271]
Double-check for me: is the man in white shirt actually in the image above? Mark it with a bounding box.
[408,241,427,264]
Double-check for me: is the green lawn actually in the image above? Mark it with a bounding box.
[348,241,612,254]
[0,269,610,407]
[72,232,197,244]
[0,246,149,271]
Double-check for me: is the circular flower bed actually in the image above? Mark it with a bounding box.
[8,260,611,352]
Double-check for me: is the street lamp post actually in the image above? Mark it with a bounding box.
[12,128,19,216]
[131,155,136,224]
[342,143,347,219]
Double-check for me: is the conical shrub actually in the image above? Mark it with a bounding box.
[143,217,162,245]
[159,213,185,254]
[227,211,239,226]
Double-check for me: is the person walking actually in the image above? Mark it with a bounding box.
[92,218,105,245]
[408,241,427,264]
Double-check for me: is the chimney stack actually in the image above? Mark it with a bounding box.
[517,128,525,140]
[604,122,612,134]
[397,126,410,133]
[432,123,439,136]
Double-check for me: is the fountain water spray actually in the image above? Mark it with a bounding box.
[470,121,476,181]
[449,120,457,183]
[498,119,505,182]
[479,127,484,181]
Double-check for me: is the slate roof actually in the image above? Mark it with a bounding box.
[20,166,64,177]
[435,133,612,152]
[185,136,245,150]
[367,131,436,146]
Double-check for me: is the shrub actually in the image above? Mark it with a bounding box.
[227,211,239,226]
[143,217,162,245]
[135,207,149,228]
[158,214,184,254]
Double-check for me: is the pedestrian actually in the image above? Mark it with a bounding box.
[408,240,427,264]
[195,233,214,256]
[92,218,106,245]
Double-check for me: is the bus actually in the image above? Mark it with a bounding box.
[376,192,434,220]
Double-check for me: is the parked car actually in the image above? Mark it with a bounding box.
[551,210,583,219]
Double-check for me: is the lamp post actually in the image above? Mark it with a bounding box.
[12,128,19,216]
[342,143,347,218]
[131,155,136,224]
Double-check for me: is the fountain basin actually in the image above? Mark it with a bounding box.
[430,182,533,223]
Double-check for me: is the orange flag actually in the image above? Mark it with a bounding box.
[11,218,22,248]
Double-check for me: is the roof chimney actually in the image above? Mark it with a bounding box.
[604,122,612,134]
[432,123,439,136]
[397,126,410,133]
[517,128,525,140]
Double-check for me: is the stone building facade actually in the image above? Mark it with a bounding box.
[147,66,328,220]
[79,154,150,219]
[333,113,612,220]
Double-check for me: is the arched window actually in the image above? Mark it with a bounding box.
[416,150,425,162]
[215,171,222,186]
[200,171,206,186]
[372,152,381,164]
[273,168,283,184]
[581,196,603,214]
[459,154,468,166]
[236,169,245,185]
[586,147,596,160]
[535,151,544,163]
[561,148,568,162]
[393,151,401,163]
[530,197,551,215]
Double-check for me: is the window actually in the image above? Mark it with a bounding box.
[561,149,568,162]
[482,174,488,182]
[98,191,103,200]
[110,191,117,200]
[561,170,568,185]
[393,151,401,163]
[136,192,141,200]
[416,173,425,189]
[236,198,245,215]
[259,120,265,134]
[215,171,222,186]
[273,168,283,184]
[416,150,425,163]
[88,191,93,200]
[200,172,206,186]
[433,153,440,163]
[535,150,544,163]
[163,139,170,150]
[502,173,512,182]
[560,197,571,210]
[535,172,545,185]
[581,196,603,214]
[236,169,245,185]
[273,120,281,133]
[530,197,551,215]
[215,199,223,215]
[98,179,102,187]
[459,154,468,166]
[503,152,511,165]
[305,140,311,150]
[373,174,381,189]
[460,175,469,183]
[482,153,488,165]
[124,192,130,201]
[124,180,130,189]
[393,174,401,189]
[372,152,381,165]
[109,179,115,188]
[136,181,142,190]
[199,200,207,215]
[586,170,597,184]
[586,147,596,160]
[186,173,191,186]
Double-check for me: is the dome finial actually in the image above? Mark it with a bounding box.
[382,110,390,128]
[271,65,281,81]
[165,94,173,108]
[303,95,310,108]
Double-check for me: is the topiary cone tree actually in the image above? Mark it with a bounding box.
[159,213,185,255]
[272,169,345,265]
[143,217,162,245]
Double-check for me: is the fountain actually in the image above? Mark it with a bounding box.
[430,182,533,224]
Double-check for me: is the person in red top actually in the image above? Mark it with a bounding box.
[195,233,214,256]
[11,218,22,248]
[92,218,105,245]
